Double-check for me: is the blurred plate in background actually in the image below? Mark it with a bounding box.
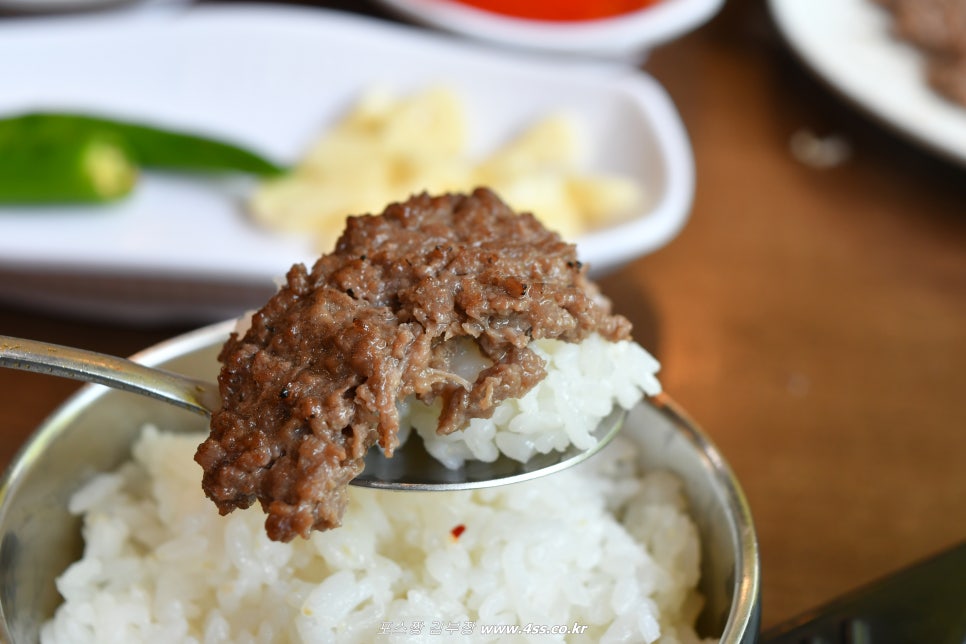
[0,4,693,323]
[769,0,966,167]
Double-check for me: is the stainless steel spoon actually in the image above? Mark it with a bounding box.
[0,334,625,491]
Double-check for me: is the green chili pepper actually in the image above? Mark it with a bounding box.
[0,112,286,204]
[0,126,137,204]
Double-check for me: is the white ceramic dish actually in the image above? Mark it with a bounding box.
[0,0,186,16]
[374,0,724,59]
[0,4,693,323]
[0,0,121,11]
[769,0,966,167]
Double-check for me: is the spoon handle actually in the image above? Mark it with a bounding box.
[0,335,219,416]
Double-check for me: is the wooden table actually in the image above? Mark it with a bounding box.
[1,0,964,635]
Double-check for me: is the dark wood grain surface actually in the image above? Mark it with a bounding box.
[2,0,964,633]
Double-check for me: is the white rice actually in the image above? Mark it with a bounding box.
[41,428,712,644]
[402,333,662,468]
[41,334,705,643]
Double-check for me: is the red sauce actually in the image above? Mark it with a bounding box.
[451,524,467,539]
[445,0,661,22]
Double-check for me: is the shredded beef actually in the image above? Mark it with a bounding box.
[195,188,630,541]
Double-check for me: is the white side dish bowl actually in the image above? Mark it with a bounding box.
[0,4,694,324]
[374,0,725,60]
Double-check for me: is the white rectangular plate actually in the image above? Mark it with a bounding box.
[0,4,693,323]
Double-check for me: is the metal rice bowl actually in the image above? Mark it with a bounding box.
[0,320,760,643]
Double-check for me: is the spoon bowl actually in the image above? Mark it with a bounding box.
[0,326,626,491]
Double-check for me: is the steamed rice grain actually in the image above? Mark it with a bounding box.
[400,333,662,469]
[42,333,704,643]
[42,428,712,644]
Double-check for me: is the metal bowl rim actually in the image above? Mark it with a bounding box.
[0,320,759,642]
